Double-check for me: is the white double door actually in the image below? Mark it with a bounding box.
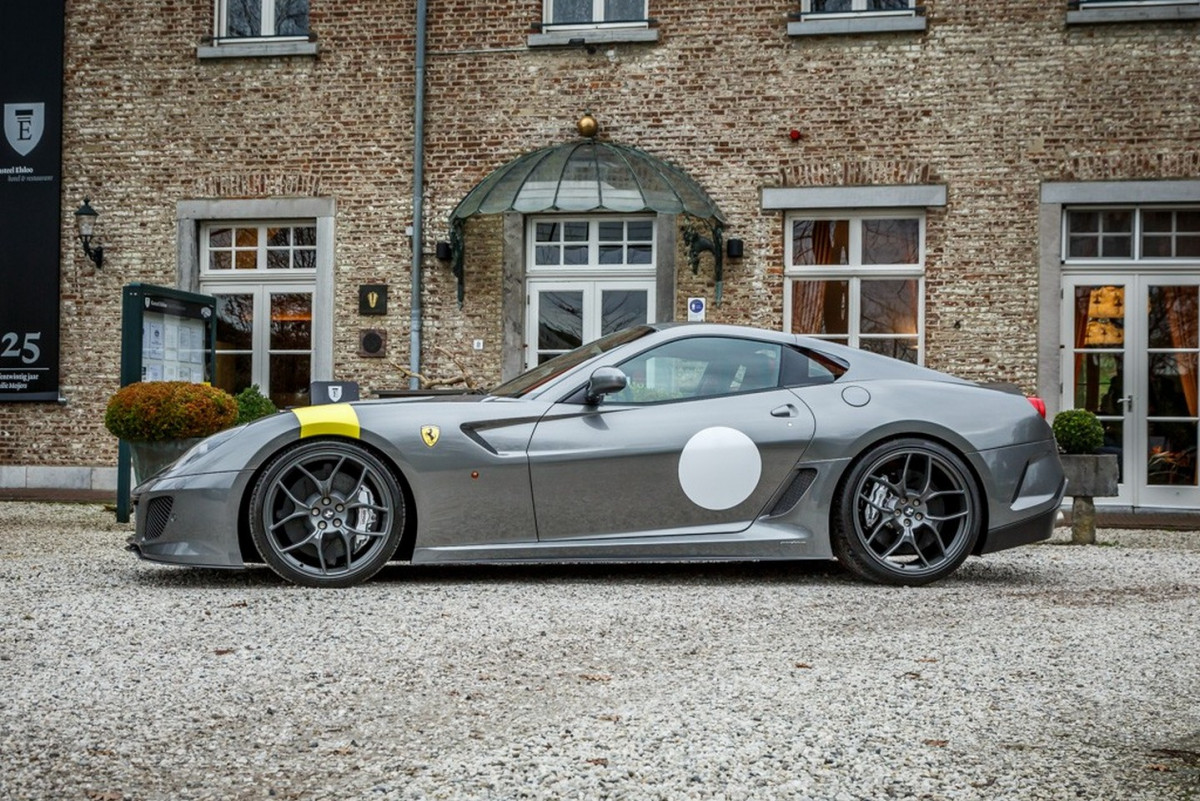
[526,279,656,368]
[1062,273,1200,508]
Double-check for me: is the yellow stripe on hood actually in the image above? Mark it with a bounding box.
[292,404,361,439]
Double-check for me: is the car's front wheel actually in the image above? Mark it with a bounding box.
[832,438,981,586]
[249,439,405,587]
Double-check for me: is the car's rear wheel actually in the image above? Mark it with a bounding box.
[832,438,981,586]
[249,439,405,588]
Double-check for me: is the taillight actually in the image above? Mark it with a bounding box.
[1027,397,1047,418]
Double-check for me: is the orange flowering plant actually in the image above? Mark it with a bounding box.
[104,381,237,442]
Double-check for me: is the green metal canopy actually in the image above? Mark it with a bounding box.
[447,140,727,304]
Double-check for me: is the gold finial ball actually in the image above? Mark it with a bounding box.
[577,113,598,138]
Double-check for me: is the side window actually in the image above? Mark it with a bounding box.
[613,337,783,404]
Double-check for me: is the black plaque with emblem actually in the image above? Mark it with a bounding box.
[0,1,65,401]
[358,284,388,315]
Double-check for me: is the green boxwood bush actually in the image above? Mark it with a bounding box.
[105,381,237,442]
[235,384,278,425]
[1052,408,1105,455]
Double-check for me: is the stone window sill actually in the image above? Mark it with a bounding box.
[197,39,319,60]
[527,27,659,47]
[1067,2,1200,24]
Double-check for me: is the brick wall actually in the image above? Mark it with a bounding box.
[1,0,1197,473]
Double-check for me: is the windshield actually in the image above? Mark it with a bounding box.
[489,325,656,398]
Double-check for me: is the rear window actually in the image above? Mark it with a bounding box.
[782,346,847,388]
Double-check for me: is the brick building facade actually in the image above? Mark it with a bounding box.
[2,0,1199,509]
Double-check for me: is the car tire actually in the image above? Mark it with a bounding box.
[249,439,405,588]
[832,438,981,586]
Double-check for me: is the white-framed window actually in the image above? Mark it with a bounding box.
[1065,207,1200,262]
[544,0,648,28]
[530,217,655,274]
[783,212,925,364]
[215,0,309,39]
[200,221,317,408]
[801,0,916,15]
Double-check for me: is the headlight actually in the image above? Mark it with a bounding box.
[168,425,245,474]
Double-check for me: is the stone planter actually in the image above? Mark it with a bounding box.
[129,438,203,485]
[1059,453,1120,545]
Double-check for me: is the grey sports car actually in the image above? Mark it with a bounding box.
[129,323,1066,588]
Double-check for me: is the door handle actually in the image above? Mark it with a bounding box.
[771,403,799,418]
[1117,396,1133,412]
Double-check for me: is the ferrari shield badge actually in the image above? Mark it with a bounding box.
[421,425,440,448]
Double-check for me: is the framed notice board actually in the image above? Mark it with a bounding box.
[116,284,217,521]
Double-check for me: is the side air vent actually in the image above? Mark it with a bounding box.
[144,496,175,541]
[768,469,818,517]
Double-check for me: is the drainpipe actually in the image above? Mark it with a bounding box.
[410,0,428,389]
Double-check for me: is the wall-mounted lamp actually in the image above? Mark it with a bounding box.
[726,238,744,259]
[74,198,103,269]
[435,241,453,261]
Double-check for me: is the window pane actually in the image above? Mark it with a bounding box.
[563,245,588,265]
[294,226,316,246]
[235,250,257,270]
[1148,286,1198,350]
[869,0,911,8]
[790,280,849,335]
[605,0,643,21]
[215,352,253,398]
[1143,211,1173,233]
[792,220,849,266]
[270,293,311,350]
[860,279,918,335]
[294,250,316,269]
[275,0,309,35]
[235,227,257,247]
[535,245,560,265]
[269,354,311,409]
[861,338,919,364]
[536,222,559,242]
[209,228,232,247]
[552,0,592,23]
[1078,285,1125,350]
[538,292,584,350]
[1148,353,1198,418]
[564,222,588,241]
[267,227,289,247]
[267,251,290,270]
[1073,353,1125,414]
[812,0,852,11]
[628,220,653,241]
[210,252,232,271]
[599,221,624,241]
[601,289,647,336]
[215,294,254,350]
[599,245,624,264]
[1068,236,1098,259]
[1180,236,1200,258]
[1142,236,1172,258]
[862,219,919,264]
[1101,235,1131,258]
[1103,210,1133,233]
[226,0,261,36]
[1068,211,1099,234]
[1147,421,1197,487]
[627,244,652,264]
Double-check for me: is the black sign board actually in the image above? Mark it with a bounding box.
[0,1,65,402]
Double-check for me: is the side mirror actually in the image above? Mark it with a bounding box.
[585,366,628,405]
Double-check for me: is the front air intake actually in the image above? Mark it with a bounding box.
[144,496,174,541]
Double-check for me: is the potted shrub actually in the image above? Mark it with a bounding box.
[1051,408,1119,544]
[235,384,278,425]
[105,381,238,482]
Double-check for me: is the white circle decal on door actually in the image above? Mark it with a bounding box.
[678,426,762,510]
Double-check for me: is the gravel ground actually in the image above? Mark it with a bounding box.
[1,501,1198,801]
